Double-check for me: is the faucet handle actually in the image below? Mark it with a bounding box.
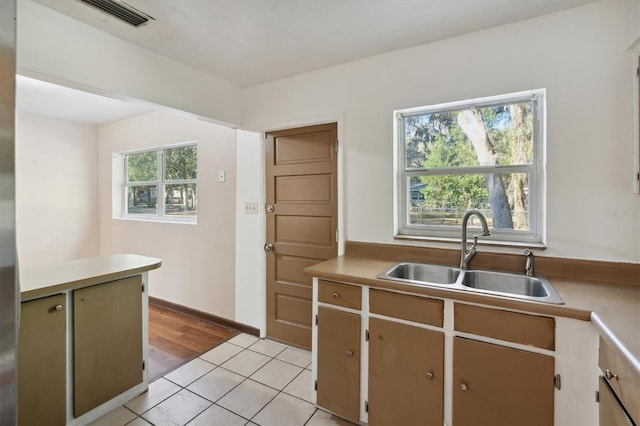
[524,249,534,276]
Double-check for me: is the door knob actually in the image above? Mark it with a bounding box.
[346,350,354,357]
[264,243,275,253]
[426,371,434,380]
[266,204,275,213]
[460,382,469,392]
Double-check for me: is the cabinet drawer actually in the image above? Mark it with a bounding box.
[599,337,640,422]
[370,288,443,327]
[454,303,555,350]
[318,280,361,310]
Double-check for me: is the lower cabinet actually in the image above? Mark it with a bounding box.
[18,293,67,426]
[73,275,143,417]
[316,305,361,423]
[452,336,555,426]
[368,318,444,426]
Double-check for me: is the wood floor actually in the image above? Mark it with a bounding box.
[148,303,240,380]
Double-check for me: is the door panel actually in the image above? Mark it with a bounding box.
[74,276,143,417]
[368,318,444,426]
[317,306,360,423]
[453,336,554,426]
[266,123,338,349]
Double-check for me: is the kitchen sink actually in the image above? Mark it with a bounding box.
[377,262,564,304]
[460,270,564,304]
[378,262,461,286]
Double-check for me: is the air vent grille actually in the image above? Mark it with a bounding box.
[80,0,153,27]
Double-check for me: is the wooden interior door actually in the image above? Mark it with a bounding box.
[368,317,444,426]
[265,123,338,349]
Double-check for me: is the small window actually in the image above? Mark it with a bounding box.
[123,143,197,221]
[395,90,545,244]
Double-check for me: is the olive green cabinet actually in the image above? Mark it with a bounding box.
[73,275,143,417]
[18,294,67,426]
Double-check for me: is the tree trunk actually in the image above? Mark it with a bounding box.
[457,110,514,229]
[508,104,529,230]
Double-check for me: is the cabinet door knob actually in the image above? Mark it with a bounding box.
[332,292,339,299]
[52,304,63,312]
[426,371,434,380]
[605,369,618,380]
[460,382,469,392]
[346,350,354,357]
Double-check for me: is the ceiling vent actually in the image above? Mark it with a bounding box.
[80,0,154,27]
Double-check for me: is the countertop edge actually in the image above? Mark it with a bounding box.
[591,312,640,377]
[19,254,162,301]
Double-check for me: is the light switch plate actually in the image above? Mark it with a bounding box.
[244,202,258,214]
[218,170,225,183]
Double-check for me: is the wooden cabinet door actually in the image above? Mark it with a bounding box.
[599,376,634,426]
[368,318,444,426]
[18,294,66,426]
[73,276,143,417]
[453,337,554,426]
[316,306,360,423]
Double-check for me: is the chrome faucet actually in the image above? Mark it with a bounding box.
[460,210,491,270]
[524,249,535,276]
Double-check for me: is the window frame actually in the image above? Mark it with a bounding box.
[121,141,198,223]
[394,90,546,246]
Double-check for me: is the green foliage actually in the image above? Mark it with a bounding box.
[164,145,197,180]
[127,151,157,182]
[405,102,533,229]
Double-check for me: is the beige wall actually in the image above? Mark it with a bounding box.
[97,111,237,319]
[16,112,100,267]
[242,0,640,263]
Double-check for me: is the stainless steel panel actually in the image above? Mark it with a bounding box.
[0,0,17,424]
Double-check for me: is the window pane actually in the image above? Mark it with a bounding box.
[164,146,197,180]
[407,173,530,231]
[164,184,197,216]
[127,185,158,215]
[405,102,534,169]
[127,151,157,182]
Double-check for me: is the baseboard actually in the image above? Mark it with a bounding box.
[149,296,260,337]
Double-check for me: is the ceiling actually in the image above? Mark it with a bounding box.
[20,0,600,124]
[32,0,600,89]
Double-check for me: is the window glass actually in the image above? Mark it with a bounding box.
[396,90,544,244]
[122,143,197,221]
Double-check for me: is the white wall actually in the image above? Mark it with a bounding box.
[235,130,266,332]
[242,0,640,263]
[98,111,238,319]
[17,0,241,126]
[16,113,99,267]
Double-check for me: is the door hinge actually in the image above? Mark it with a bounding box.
[335,228,339,243]
[365,401,369,413]
[554,374,562,390]
[335,139,339,152]
[142,283,145,293]
[636,67,639,77]
[595,390,600,403]
[314,380,318,391]
[365,330,369,341]
[142,360,146,370]
[315,314,318,325]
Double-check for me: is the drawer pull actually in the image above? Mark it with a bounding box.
[605,369,618,380]
[346,350,354,357]
[332,292,340,299]
[460,382,469,392]
[426,371,434,380]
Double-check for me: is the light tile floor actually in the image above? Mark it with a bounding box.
[90,333,356,426]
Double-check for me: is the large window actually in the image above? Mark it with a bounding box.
[395,90,545,244]
[123,143,197,221]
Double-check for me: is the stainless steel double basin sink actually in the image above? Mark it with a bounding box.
[377,262,564,304]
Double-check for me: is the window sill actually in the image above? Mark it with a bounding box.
[115,215,197,225]
[394,234,547,249]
